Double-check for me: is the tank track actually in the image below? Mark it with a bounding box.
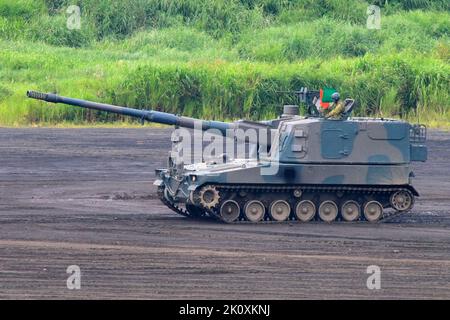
[157,186,190,217]
[158,184,414,223]
[157,186,210,219]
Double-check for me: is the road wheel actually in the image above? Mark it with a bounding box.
[364,201,383,222]
[219,200,240,223]
[269,200,291,221]
[318,200,338,222]
[341,200,360,222]
[295,200,316,222]
[390,190,414,212]
[244,200,265,222]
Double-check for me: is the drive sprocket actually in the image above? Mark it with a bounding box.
[198,185,220,209]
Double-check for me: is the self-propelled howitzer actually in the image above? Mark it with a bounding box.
[27,90,427,223]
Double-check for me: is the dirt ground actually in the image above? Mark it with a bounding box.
[0,128,449,299]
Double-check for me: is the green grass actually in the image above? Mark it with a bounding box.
[0,0,449,128]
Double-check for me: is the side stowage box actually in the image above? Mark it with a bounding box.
[410,144,427,162]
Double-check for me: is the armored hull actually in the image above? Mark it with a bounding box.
[156,117,427,223]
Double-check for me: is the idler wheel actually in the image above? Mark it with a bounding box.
[269,200,291,221]
[219,200,240,223]
[341,200,361,222]
[318,200,338,222]
[295,200,316,222]
[364,201,383,222]
[244,200,265,222]
[390,190,414,212]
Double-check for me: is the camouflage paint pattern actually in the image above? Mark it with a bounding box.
[156,116,427,203]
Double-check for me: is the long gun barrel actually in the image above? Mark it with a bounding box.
[26,91,231,133]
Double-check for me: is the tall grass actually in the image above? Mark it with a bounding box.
[0,0,449,127]
[237,11,449,61]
